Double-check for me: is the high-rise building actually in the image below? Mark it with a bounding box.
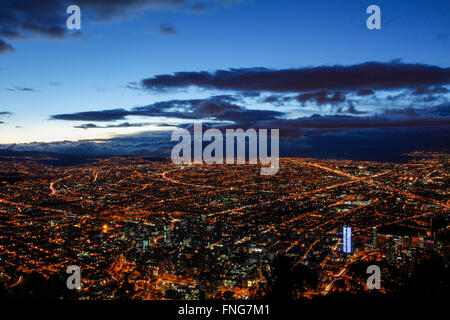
[143,240,149,252]
[343,226,352,253]
[372,226,377,248]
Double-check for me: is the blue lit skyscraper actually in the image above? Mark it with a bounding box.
[343,226,352,253]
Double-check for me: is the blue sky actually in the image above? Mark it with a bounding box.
[0,0,449,158]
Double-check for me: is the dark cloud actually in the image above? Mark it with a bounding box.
[386,92,407,101]
[382,108,419,117]
[2,126,448,163]
[230,103,450,138]
[0,131,174,157]
[0,0,240,52]
[51,95,284,124]
[0,111,13,125]
[263,95,281,104]
[6,86,36,92]
[413,86,449,95]
[0,0,69,43]
[264,114,449,133]
[135,97,284,124]
[159,23,177,35]
[74,122,152,129]
[51,108,130,121]
[0,38,14,53]
[345,101,366,115]
[297,90,346,106]
[50,96,450,142]
[260,95,293,106]
[289,112,449,130]
[126,81,141,90]
[218,109,283,124]
[141,62,450,93]
[356,89,375,96]
[74,123,98,129]
[336,101,366,115]
[191,99,240,116]
[422,95,441,102]
[241,92,261,98]
[157,104,450,139]
[420,103,450,117]
[0,29,26,39]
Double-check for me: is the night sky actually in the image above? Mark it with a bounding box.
[0,0,449,160]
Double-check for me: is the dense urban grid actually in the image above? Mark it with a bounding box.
[0,151,448,299]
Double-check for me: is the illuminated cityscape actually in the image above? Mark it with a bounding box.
[0,151,448,299]
[0,0,448,308]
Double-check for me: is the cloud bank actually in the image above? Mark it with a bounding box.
[141,62,450,93]
[0,0,242,53]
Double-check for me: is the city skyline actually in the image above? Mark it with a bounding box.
[0,0,448,305]
[1,152,448,300]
